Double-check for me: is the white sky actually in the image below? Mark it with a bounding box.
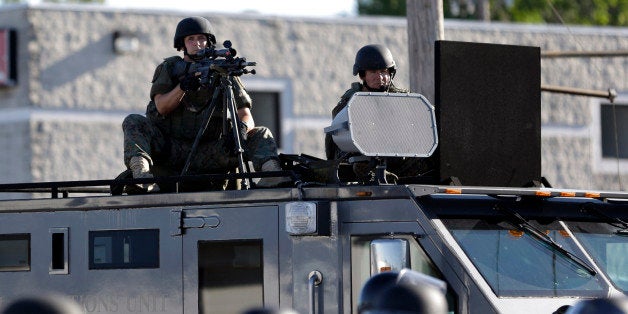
[104,0,357,17]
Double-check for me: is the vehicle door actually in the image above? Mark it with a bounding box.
[339,198,466,314]
[180,205,279,314]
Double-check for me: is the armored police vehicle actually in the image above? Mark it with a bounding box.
[0,41,626,314]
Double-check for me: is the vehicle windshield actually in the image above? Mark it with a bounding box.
[442,218,606,297]
[565,221,628,293]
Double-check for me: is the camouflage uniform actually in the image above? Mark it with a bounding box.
[123,56,279,179]
[324,82,431,179]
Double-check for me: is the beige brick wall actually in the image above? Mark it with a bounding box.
[0,4,626,191]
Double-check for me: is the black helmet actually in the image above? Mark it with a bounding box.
[1,295,83,314]
[173,16,216,51]
[358,269,448,314]
[357,271,399,313]
[565,297,628,314]
[241,308,298,314]
[353,44,397,76]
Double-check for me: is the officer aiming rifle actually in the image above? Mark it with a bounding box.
[176,40,256,86]
[120,16,289,194]
[174,39,258,189]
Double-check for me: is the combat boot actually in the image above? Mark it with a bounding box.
[256,159,292,188]
[126,156,160,193]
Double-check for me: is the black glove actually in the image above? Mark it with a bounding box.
[179,74,201,92]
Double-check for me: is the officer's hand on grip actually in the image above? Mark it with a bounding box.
[179,73,201,92]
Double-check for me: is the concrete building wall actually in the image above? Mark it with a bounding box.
[0,119,30,183]
[0,4,626,191]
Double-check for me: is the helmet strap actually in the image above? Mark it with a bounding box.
[183,47,204,62]
[362,80,391,93]
[359,71,393,92]
[182,47,193,60]
[181,38,215,62]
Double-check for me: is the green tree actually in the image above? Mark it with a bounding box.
[357,0,406,16]
[357,0,628,26]
[505,0,628,26]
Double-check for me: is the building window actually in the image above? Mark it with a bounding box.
[0,234,30,271]
[241,78,292,151]
[0,29,17,87]
[249,91,281,148]
[591,95,628,175]
[601,102,628,159]
[89,229,159,269]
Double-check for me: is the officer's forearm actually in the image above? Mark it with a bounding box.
[154,87,185,115]
[237,107,255,131]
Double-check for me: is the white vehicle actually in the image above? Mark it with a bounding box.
[1,179,627,314]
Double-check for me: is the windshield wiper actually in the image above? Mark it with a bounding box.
[494,204,597,276]
[582,203,628,237]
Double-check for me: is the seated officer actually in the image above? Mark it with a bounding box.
[121,16,290,192]
[325,44,434,183]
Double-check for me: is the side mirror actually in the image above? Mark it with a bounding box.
[370,238,410,275]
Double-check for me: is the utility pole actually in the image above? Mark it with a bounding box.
[407,0,444,104]
[478,0,491,21]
